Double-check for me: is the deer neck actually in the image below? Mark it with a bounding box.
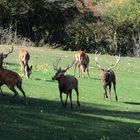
[26,63,30,70]
[58,75,65,83]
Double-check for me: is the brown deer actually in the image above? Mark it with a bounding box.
[0,46,28,105]
[74,50,90,78]
[19,48,32,79]
[94,53,120,101]
[52,58,80,108]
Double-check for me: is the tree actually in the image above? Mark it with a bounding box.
[100,0,140,55]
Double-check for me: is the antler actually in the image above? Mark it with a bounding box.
[53,57,74,72]
[94,51,103,69]
[64,60,75,72]
[53,57,61,71]
[3,45,14,59]
[108,54,120,70]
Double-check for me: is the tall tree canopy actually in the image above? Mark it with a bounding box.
[0,0,140,56]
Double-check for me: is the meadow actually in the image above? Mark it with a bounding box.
[0,45,140,140]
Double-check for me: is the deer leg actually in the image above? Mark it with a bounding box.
[8,86,19,102]
[24,66,29,79]
[80,65,83,78]
[113,82,118,101]
[78,64,81,77]
[83,66,86,78]
[64,93,68,107]
[20,60,24,74]
[103,86,108,99]
[109,83,112,101]
[69,91,73,108]
[75,88,80,107]
[23,65,26,77]
[60,92,64,107]
[17,84,28,105]
[87,65,90,78]
[0,86,4,96]
[10,87,18,97]
[74,62,77,76]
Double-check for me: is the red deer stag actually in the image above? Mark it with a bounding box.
[74,50,90,78]
[19,48,32,79]
[52,58,80,108]
[95,53,120,101]
[0,46,28,105]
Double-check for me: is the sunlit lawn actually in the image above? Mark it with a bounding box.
[0,45,140,140]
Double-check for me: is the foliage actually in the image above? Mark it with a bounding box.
[64,20,96,51]
[0,0,140,56]
[0,0,79,46]
[100,0,140,55]
[102,0,140,24]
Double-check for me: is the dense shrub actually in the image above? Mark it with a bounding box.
[0,0,140,56]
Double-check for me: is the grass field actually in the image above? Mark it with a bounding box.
[0,45,140,140]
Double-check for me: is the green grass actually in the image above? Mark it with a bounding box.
[0,46,140,140]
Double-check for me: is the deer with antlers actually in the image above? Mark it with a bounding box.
[19,48,32,79]
[94,53,120,101]
[74,50,90,78]
[0,46,28,105]
[52,58,80,108]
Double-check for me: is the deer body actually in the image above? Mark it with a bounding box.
[95,53,120,101]
[74,50,84,62]
[52,58,80,108]
[0,68,22,86]
[58,75,78,94]
[100,69,117,101]
[19,48,32,78]
[100,69,116,86]
[0,68,28,105]
[74,50,90,77]
[0,47,28,105]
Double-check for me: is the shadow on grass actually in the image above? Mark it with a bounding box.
[0,93,140,140]
[31,77,54,82]
[124,102,140,105]
[89,77,100,80]
[4,62,19,67]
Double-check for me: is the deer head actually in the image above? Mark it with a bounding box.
[52,58,74,80]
